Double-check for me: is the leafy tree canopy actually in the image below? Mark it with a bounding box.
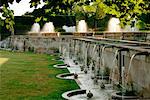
[103,0,150,27]
[0,0,150,31]
[27,0,81,23]
[0,4,15,34]
[73,0,106,21]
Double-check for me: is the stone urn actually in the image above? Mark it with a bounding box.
[87,91,93,98]
[73,60,76,63]
[93,78,98,84]
[75,62,78,65]
[74,73,78,79]
[100,82,105,89]
[91,75,95,79]
[92,66,95,71]
[84,69,87,74]
[80,66,84,71]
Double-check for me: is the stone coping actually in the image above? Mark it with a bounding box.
[53,64,69,68]
[97,76,110,80]
[51,58,63,61]
[56,73,75,80]
[62,89,86,99]
[111,91,139,99]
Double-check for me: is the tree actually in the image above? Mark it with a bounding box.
[28,0,81,23]
[103,0,150,27]
[0,0,79,33]
[0,0,21,35]
[73,0,150,28]
[0,0,149,32]
[72,0,106,28]
[0,4,15,35]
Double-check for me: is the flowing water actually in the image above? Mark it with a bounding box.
[126,54,136,82]
[101,46,114,82]
[84,43,88,67]
[100,46,107,82]
[107,17,121,32]
[77,20,88,32]
[110,50,119,84]
[97,47,119,91]
[91,44,97,76]
[41,22,55,33]
[29,23,40,33]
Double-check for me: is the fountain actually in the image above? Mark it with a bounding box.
[52,56,63,61]
[4,24,149,100]
[124,18,139,32]
[93,46,100,80]
[107,17,121,32]
[56,73,75,80]
[99,45,116,89]
[74,20,90,36]
[62,89,86,99]
[53,63,70,69]
[40,22,58,36]
[126,52,149,83]
[62,46,68,59]
[83,42,89,73]
[62,25,76,32]
[77,20,88,33]
[60,37,150,100]
[28,23,40,36]
[41,22,55,33]
[111,52,149,99]
[87,90,93,98]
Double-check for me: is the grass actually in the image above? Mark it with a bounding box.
[0,50,79,100]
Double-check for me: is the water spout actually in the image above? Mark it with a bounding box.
[100,45,112,81]
[101,45,114,68]
[110,50,119,84]
[110,48,129,84]
[84,43,88,68]
[118,48,129,86]
[92,44,98,76]
[126,52,149,82]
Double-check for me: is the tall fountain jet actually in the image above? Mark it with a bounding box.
[107,17,121,32]
[40,22,58,36]
[41,22,55,33]
[77,20,88,32]
[28,23,40,35]
[124,18,139,32]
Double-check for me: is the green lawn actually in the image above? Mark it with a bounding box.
[0,50,79,100]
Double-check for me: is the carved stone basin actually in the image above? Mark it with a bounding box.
[62,89,86,100]
[111,91,139,99]
[56,73,75,80]
[53,64,70,68]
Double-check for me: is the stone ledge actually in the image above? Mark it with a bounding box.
[56,73,75,80]
[62,89,86,99]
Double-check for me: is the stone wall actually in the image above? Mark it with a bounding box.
[73,39,150,98]
[99,47,150,98]
[0,35,150,98]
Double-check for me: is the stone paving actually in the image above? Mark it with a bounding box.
[64,58,115,100]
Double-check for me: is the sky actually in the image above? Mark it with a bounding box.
[8,0,45,16]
